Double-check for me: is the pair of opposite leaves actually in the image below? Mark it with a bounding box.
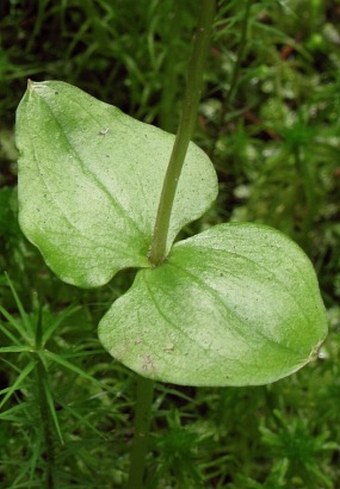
[16,80,327,386]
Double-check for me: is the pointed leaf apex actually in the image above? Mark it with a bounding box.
[16,80,217,287]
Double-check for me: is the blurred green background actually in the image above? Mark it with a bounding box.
[0,1,339,488]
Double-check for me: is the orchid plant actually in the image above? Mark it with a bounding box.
[15,1,327,486]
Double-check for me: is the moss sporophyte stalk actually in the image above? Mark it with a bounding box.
[15,0,327,487]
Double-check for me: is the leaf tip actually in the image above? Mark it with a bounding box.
[308,338,326,363]
[27,79,38,93]
[26,79,48,95]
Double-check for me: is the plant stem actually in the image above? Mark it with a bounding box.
[35,359,55,489]
[126,376,154,489]
[149,0,216,266]
[127,3,215,485]
[35,306,55,488]
[159,5,182,133]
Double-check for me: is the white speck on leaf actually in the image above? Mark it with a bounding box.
[142,354,155,371]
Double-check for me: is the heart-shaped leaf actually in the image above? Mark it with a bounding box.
[16,80,217,287]
[98,223,327,386]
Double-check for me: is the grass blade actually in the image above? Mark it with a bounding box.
[0,360,36,409]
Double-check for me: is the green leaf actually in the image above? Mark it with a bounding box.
[16,80,217,287]
[0,360,36,409]
[0,345,33,353]
[41,373,64,444]
[43,350,108,391]
[98,223,327,386]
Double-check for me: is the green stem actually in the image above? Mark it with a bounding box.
[159,5,182,133]
[126,376,154,489]
[35,359,55,488]
[149,0,216,266]
[35,306,55,488]
[127,3,215,485]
